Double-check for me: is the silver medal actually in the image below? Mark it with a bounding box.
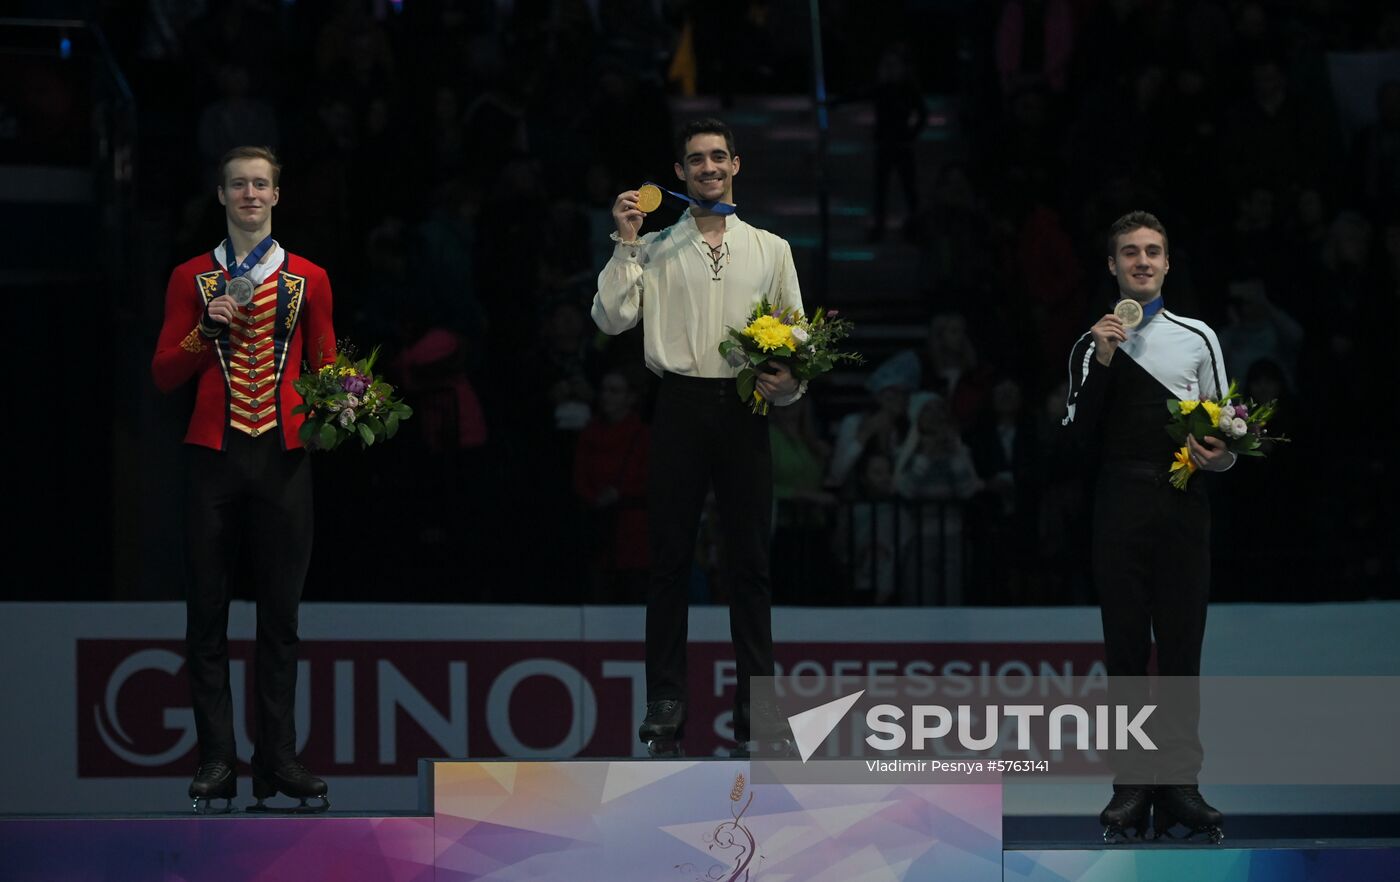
[227,276,256,307]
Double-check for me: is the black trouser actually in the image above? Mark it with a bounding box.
[873,142,918,234]
[646,374,775,726]
[1092,462,1209,784]
[186,432,313,770]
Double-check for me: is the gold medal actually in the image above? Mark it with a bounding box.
[636,184,663,214]
[1113,298,1144,329]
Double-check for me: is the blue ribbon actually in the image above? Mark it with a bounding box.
[1140,296,1165,324]
[644,181,737,216]
[225,235,275,279]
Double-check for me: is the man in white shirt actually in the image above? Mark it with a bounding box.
[592,119,802,756]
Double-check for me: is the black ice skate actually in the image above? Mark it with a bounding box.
[1098,785,1152,842]
[246,761,330,814]
[639,699,686,758]
[188,761,237,814]
[1152,785,1224,843]
[732,698,796,758]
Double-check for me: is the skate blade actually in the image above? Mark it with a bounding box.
[1102,824,1148,844]
[191,797,237,815]
[1153,824,1224,844]
[645,739,683,758]
[246,795,331,815]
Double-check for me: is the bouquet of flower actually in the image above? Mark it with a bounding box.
[718,298,863,414]
[1164,379,1286,489]
[292,347,413,451]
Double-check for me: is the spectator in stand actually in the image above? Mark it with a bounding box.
[574,368,651,604]
[770,396,838,603]
[920,313,993,429]
[838,451,902,604]
[829,350,920,487]
[994,0,1076,96]
[1354,80,1400,215]
[893,392,982,604]
[1219,279,1304,390]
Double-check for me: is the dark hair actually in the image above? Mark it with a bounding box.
[675,118,736,162]
[219,145,282,188]
[1106,210,1168,257]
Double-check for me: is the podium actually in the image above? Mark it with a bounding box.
[3,759,1398,880]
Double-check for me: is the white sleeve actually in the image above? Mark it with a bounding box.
[768,239,807,406]
[1201,325,1238,471]
[591,241,646,335]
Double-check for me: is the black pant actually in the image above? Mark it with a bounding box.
[186,432,313,769]
[1093,462,1209,783]
[873,142,918,234]
[646,374,775,719]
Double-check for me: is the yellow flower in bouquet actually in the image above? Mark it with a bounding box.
[720,298,862,414]
[1169,445,1197,489]
[743,314,795,352]
[1164,379,1287,490]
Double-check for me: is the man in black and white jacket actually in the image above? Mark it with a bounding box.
[1063,211,1230,842]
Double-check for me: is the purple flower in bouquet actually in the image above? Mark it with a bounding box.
[342,374,370,396]
[1234,402,1248,418]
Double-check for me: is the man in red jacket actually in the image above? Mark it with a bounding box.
[152,145,335,814]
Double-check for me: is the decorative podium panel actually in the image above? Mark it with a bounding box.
[0,815,435,882]
[6,761,1393,880]
[425,759,1004,882]
[1006,843,1400,881]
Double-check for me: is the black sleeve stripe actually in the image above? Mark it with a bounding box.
[1162,315,1223,397]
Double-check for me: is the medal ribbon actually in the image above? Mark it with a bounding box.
[1139,296,1165,324]
[643,181,737,216]
[225,235,275,279]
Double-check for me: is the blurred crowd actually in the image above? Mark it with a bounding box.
[88,0,1398,603]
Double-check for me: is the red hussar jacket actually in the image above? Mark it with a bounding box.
[152,247,337,451]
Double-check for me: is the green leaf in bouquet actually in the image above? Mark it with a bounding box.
[291,403,309,416]
[361,414,384,435]
[1167,400,1183,416]
[1236,448,1265,457]
[318,424,339,451]
[1165,423,1188,445]
[385,412,400,438]
[299,421,315,446]
[357,423,375,447]
[748,350,770,367]
[1187,409,1214,439]
[396,403,413,419]
[737,368,757,403]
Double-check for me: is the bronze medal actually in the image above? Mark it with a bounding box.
[1113,298,1144,329]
